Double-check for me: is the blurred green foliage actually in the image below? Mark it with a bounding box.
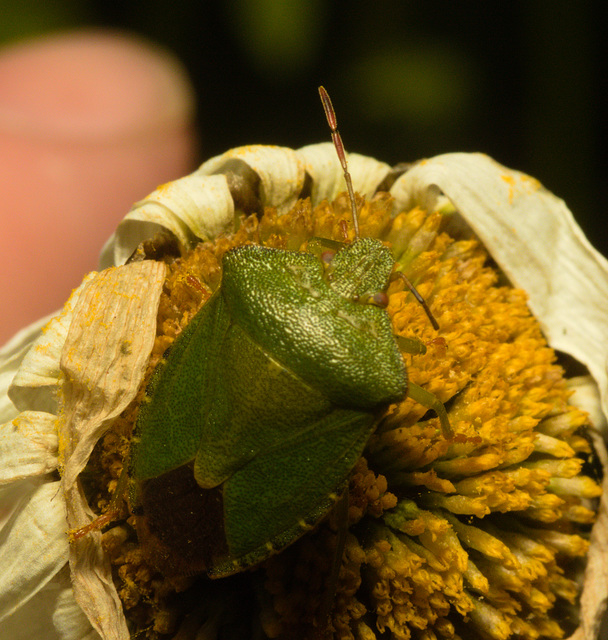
[0,0,88,40]
[1,0,605,256]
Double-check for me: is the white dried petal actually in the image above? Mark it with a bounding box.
[0,566,99,640]
[297,142,391,204]
[100,173,235,268]
[0,313,54,363]
[198,144,306,213]
[9,273,97,415]
[101,146,308,270]
[567,376,608,432]
[67,501,126,640]
[0,411,57,483]
[0,479,68,625]
[58,260,165,640]
[391,152,608,424]
[51,568,101,640]
[0,355,28,424]
[60,261,165,490]
[0,312,56,423]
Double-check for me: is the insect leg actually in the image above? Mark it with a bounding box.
[395,335,427,356]
[69,457,130,540]
[391,271,439,330]
[407,382,452,438]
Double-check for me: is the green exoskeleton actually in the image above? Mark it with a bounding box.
[126,87,451,578]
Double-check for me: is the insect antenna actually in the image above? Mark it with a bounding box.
[318,86,360,239]
[392,272,440,331]
[319,86,441,332]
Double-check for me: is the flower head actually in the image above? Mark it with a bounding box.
[1,145,607,640]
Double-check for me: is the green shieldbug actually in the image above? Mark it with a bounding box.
[125,87,451,579]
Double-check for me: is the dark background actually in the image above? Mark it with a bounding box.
[2,0,606,257]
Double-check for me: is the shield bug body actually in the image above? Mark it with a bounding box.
[127,88,450,579]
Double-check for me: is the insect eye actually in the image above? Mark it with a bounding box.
[371,291,389,308]
[321,250,336,265]
[357,291,389,308]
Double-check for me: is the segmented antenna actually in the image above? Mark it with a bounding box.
[318,86,360,238]
[319,86,441,333]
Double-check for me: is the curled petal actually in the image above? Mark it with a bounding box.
[101,145,311,269]
[0,313,55,422]
[0,479,68,626]
[198,144,306,213]
[0,566,98,640]
[100,174,234,268]
[297,142,391,204]
[9,274,97,415]
[568,376,608,432]
[0,411,57,483]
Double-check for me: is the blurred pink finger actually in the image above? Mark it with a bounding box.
[0,29,198,345]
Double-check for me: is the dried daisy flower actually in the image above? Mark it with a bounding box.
[1,143,607,640]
